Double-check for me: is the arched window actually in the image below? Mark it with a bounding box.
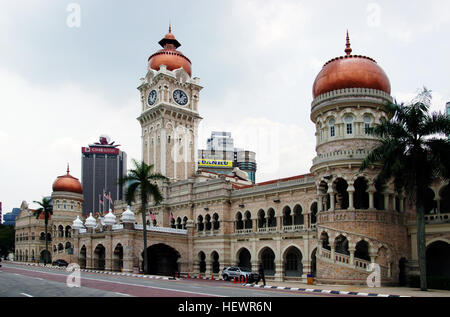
[65,242,72,250]
[333,178,349,210]
[267,209,276,228]
[236,212,243,230]
[183,216,188,229]
[197,215,204,231]
[213,213,219,230]
[65,226,72,238]
[293,205,304,225]
[244,211,252,229]
[329,118,336,137]
[258,210,266,228]
[58,225,64,238]
[176,217,182,229]
[283,206,292,226]
[363,114,372,135]
[205,214,211,231]
[344,115,354,135]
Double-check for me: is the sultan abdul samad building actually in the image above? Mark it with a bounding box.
[14,28,450,286]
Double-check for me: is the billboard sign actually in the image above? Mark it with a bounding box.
[198,159,233,168]
[82,147,119,155]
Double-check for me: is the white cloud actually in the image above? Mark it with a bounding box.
[0,69,141,214]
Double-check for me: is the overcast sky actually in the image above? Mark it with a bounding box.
[1,0,449,216]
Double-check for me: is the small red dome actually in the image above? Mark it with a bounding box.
[312,32,391,98]
[148,27,192,77]
[52,165,83,194]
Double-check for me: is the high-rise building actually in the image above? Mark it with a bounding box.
[0,202,2,224]
[446,101,450,116]
[3,208,21,226]
[198,131,257,182]
[81,135,127,215]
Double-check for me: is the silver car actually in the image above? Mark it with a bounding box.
[221,266,258,282]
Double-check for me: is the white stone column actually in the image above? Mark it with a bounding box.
[328,188,335,212]
[347,184,355,210]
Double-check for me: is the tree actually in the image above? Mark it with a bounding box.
[33,197,53,265]
[0,224,15,259]
[361,88,450,291]
[118,159,168,274]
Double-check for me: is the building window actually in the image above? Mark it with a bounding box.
[344,115,353,135]
[363,115,372,135]
[329,118,336,137]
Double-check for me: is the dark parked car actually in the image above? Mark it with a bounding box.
[221,266,259,282]
[52,259,69,267]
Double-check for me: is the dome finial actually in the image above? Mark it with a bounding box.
[345,30,352,56]
[169,21,172,33]
[67,163,70,174]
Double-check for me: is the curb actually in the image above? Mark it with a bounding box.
[8,261,174,281]
[242,283,411,297]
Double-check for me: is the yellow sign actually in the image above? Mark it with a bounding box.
[198,159,233,168]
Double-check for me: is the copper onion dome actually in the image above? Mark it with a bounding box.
[312,31,391,98]
[148,25,192,77]
[52,164,83,194]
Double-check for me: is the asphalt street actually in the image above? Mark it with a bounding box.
[0,262,346,297]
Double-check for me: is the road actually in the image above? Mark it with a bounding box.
[0,262,349,297]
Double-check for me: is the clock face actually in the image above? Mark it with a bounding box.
[148,90,157,106]
[173,89,188,106]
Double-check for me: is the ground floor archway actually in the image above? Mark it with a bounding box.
[40,250,51,264]
[94,244,105,270]
[425,241,450,290]
[237,248,251,270]
[79,246,86,269]
[145,243,180,276]
[284,246,303,277]
[113,244,123,272]
[260,248,275,276]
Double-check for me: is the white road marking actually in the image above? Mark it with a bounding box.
[6,266,225,297]
[20,293,33,297]
[115,292,131,296]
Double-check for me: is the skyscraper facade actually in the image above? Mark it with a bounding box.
[81,136,127,215]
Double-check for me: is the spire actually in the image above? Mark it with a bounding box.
[169,22,172,33]
[345,30,352,56]
[67,163,70,175]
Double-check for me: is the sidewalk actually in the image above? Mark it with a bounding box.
[243,280,450,297]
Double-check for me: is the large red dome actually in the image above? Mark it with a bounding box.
[148,27,192,77]
[312,33,391,98]
[52,165,83,194]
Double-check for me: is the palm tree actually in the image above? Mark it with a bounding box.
[361,88,450,291]
[118,159,168,274]
[33,197,53,265]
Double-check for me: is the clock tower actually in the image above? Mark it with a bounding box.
[137,27,203,181]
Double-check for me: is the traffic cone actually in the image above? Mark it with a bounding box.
[187,273,190,279]
[211,274,214,280]
[199,273,202,279]
[233,277,237,284]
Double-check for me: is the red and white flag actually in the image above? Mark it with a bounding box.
[148,210,155,221]
[99,199,104,206]
[169,212,174,220]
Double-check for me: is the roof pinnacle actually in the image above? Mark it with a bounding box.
[345,30,352,56]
